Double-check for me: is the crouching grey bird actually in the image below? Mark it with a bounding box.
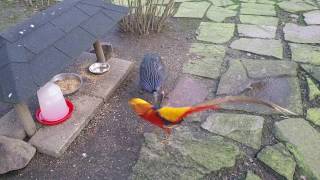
[139,53,166,108]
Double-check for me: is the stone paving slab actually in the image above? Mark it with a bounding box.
[208,0,234,6]
[222,77,303,115]
[241,59,297,78]
[201,113,264,149]
[278,1,317,13]
[0,109,26,140]
[257,0,276,4]
[307,77,320,100]
[290,43,320,65]
[230,38,283,59]
[196,22,235,44]
[217,60,303,115]
[131,126,241,179]
[238,24,276,39]
[206,6,237,22]
[217,60,250,95]
[29,58,133,157]
[275,118,320,179]
[257,143,296,180]
[183,58,224,79]
[189,42,226,57]
[284,23,320,44]
[174,1,210,18]
[240,3,276,16]
[307,108,320,127]
[165,76,210,107]
[183,43,226,79]
[239,15,279,26]
[301,64,320,82]
[304,10,320,25]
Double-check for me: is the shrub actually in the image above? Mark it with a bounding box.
[119,0,175,35]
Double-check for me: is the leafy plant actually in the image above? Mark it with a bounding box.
[119,0,175,35]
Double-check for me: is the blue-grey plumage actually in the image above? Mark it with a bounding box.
[139,53,166,108]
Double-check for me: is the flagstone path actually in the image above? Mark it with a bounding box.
[130,0,320,179]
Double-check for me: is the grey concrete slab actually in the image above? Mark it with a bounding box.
[29,58,133,157]
[29,95,103,157]
[79,57,134,100]
[0,109,26,140]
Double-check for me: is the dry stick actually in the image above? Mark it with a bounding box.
[145,0,153,34]
[29,0,33,6]
[159,0,174,32]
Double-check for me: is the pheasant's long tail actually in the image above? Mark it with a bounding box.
[176,104,221,122]
[194,96,297,116]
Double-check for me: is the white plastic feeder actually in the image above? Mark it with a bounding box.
[37,82,68,121]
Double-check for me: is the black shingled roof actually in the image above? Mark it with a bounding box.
[0,0,128,104]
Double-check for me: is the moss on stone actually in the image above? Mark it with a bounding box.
[306,108,320,126]
[257,143,296,180]
[246,171,261,180]
[307,78,320,100]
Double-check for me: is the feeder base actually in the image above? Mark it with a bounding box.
[35,99,74,126]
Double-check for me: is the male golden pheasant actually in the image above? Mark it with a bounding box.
[129,96,295,134]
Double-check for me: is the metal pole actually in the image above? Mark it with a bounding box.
[14,102,36,137]
[93,40,106,63]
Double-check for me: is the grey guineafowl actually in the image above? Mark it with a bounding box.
[139,53,165,108]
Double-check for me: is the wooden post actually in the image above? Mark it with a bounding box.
[14,102,36,137]
[93,40,106,63]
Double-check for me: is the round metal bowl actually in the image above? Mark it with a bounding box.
[88,62,110,75]
[50,73,83,95]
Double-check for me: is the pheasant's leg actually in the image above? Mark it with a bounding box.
[153,91,159,108]
[160,128,172,144]
[159,90,165,105]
